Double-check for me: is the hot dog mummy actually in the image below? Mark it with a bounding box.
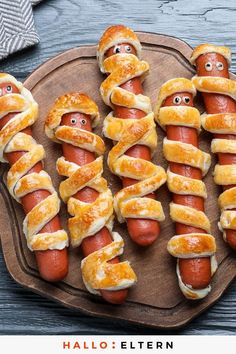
[0,73,69,282]
[97,25,166,246]
[155,78,217,299]
[191,45,236,250]
[45,93,137,303]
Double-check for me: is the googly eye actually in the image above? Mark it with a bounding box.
[113,45,121,54]
[125,45,131,53]
[205,62,213,71]
[173,96,181,105]
[70,118,77,125]
[80,118,87,125]
[183,96,190,104]
[6,85,12,93]
[216,61,224,71]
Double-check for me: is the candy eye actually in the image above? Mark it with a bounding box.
[216,61,224,71]
[6,85,12,93]
[205,62,212,71]
[173,96,181,105]
[113,45,121,54]
[125,45,131,53]
[183,96,190,104]
[80,118,87,125]
[70,118,77,124]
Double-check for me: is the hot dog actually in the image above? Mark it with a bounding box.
[155,78,217,299]
[191,44,236,250]
[61,112,128,304]
[98,25,166,246]
[163,92,211,289]
[0,75,69,282]
[107,49,159,246]
[45,93,137,304]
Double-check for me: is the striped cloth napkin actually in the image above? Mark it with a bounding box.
[0,0,42,60]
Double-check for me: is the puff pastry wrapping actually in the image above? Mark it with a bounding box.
[155,78,217,300]
[97,25,166,226]
[45,92,137,295]
[191,44,236,243]
[0,73,68,251]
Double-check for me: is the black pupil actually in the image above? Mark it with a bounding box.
[115,47,120,53]
[81,119,86,124]
[126,46,130,51]
[185,97,190,103]
[175,97,180,103]
[72,119,76,124]
[7,86,11,91]
[206,63,211,67]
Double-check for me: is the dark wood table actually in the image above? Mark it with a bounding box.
[1,0,236,335]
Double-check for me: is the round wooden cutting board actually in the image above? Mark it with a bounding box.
[1,32,236,329]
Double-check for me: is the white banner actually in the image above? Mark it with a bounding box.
[0,335,234,354]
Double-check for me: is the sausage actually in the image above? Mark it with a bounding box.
[0,82,68,282]
[60,112,128,304]
[196,52,236,250]
[162,92,211,290]
[105,44,160,246]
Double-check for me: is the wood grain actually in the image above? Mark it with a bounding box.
[1,0,236,335]
[2,0,236,76]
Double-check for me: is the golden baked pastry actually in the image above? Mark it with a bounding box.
[0,73,68,251]
[190,44,231,66]
[45,92,137,295]
[97,25,166,227]
[191,44,236,243]
[155,78,217,299]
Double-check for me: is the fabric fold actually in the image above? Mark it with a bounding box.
[0,0,42,60]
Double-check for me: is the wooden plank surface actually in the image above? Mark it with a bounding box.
[0,0,236,334]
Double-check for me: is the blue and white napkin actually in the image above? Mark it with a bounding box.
[0,0,42,60]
